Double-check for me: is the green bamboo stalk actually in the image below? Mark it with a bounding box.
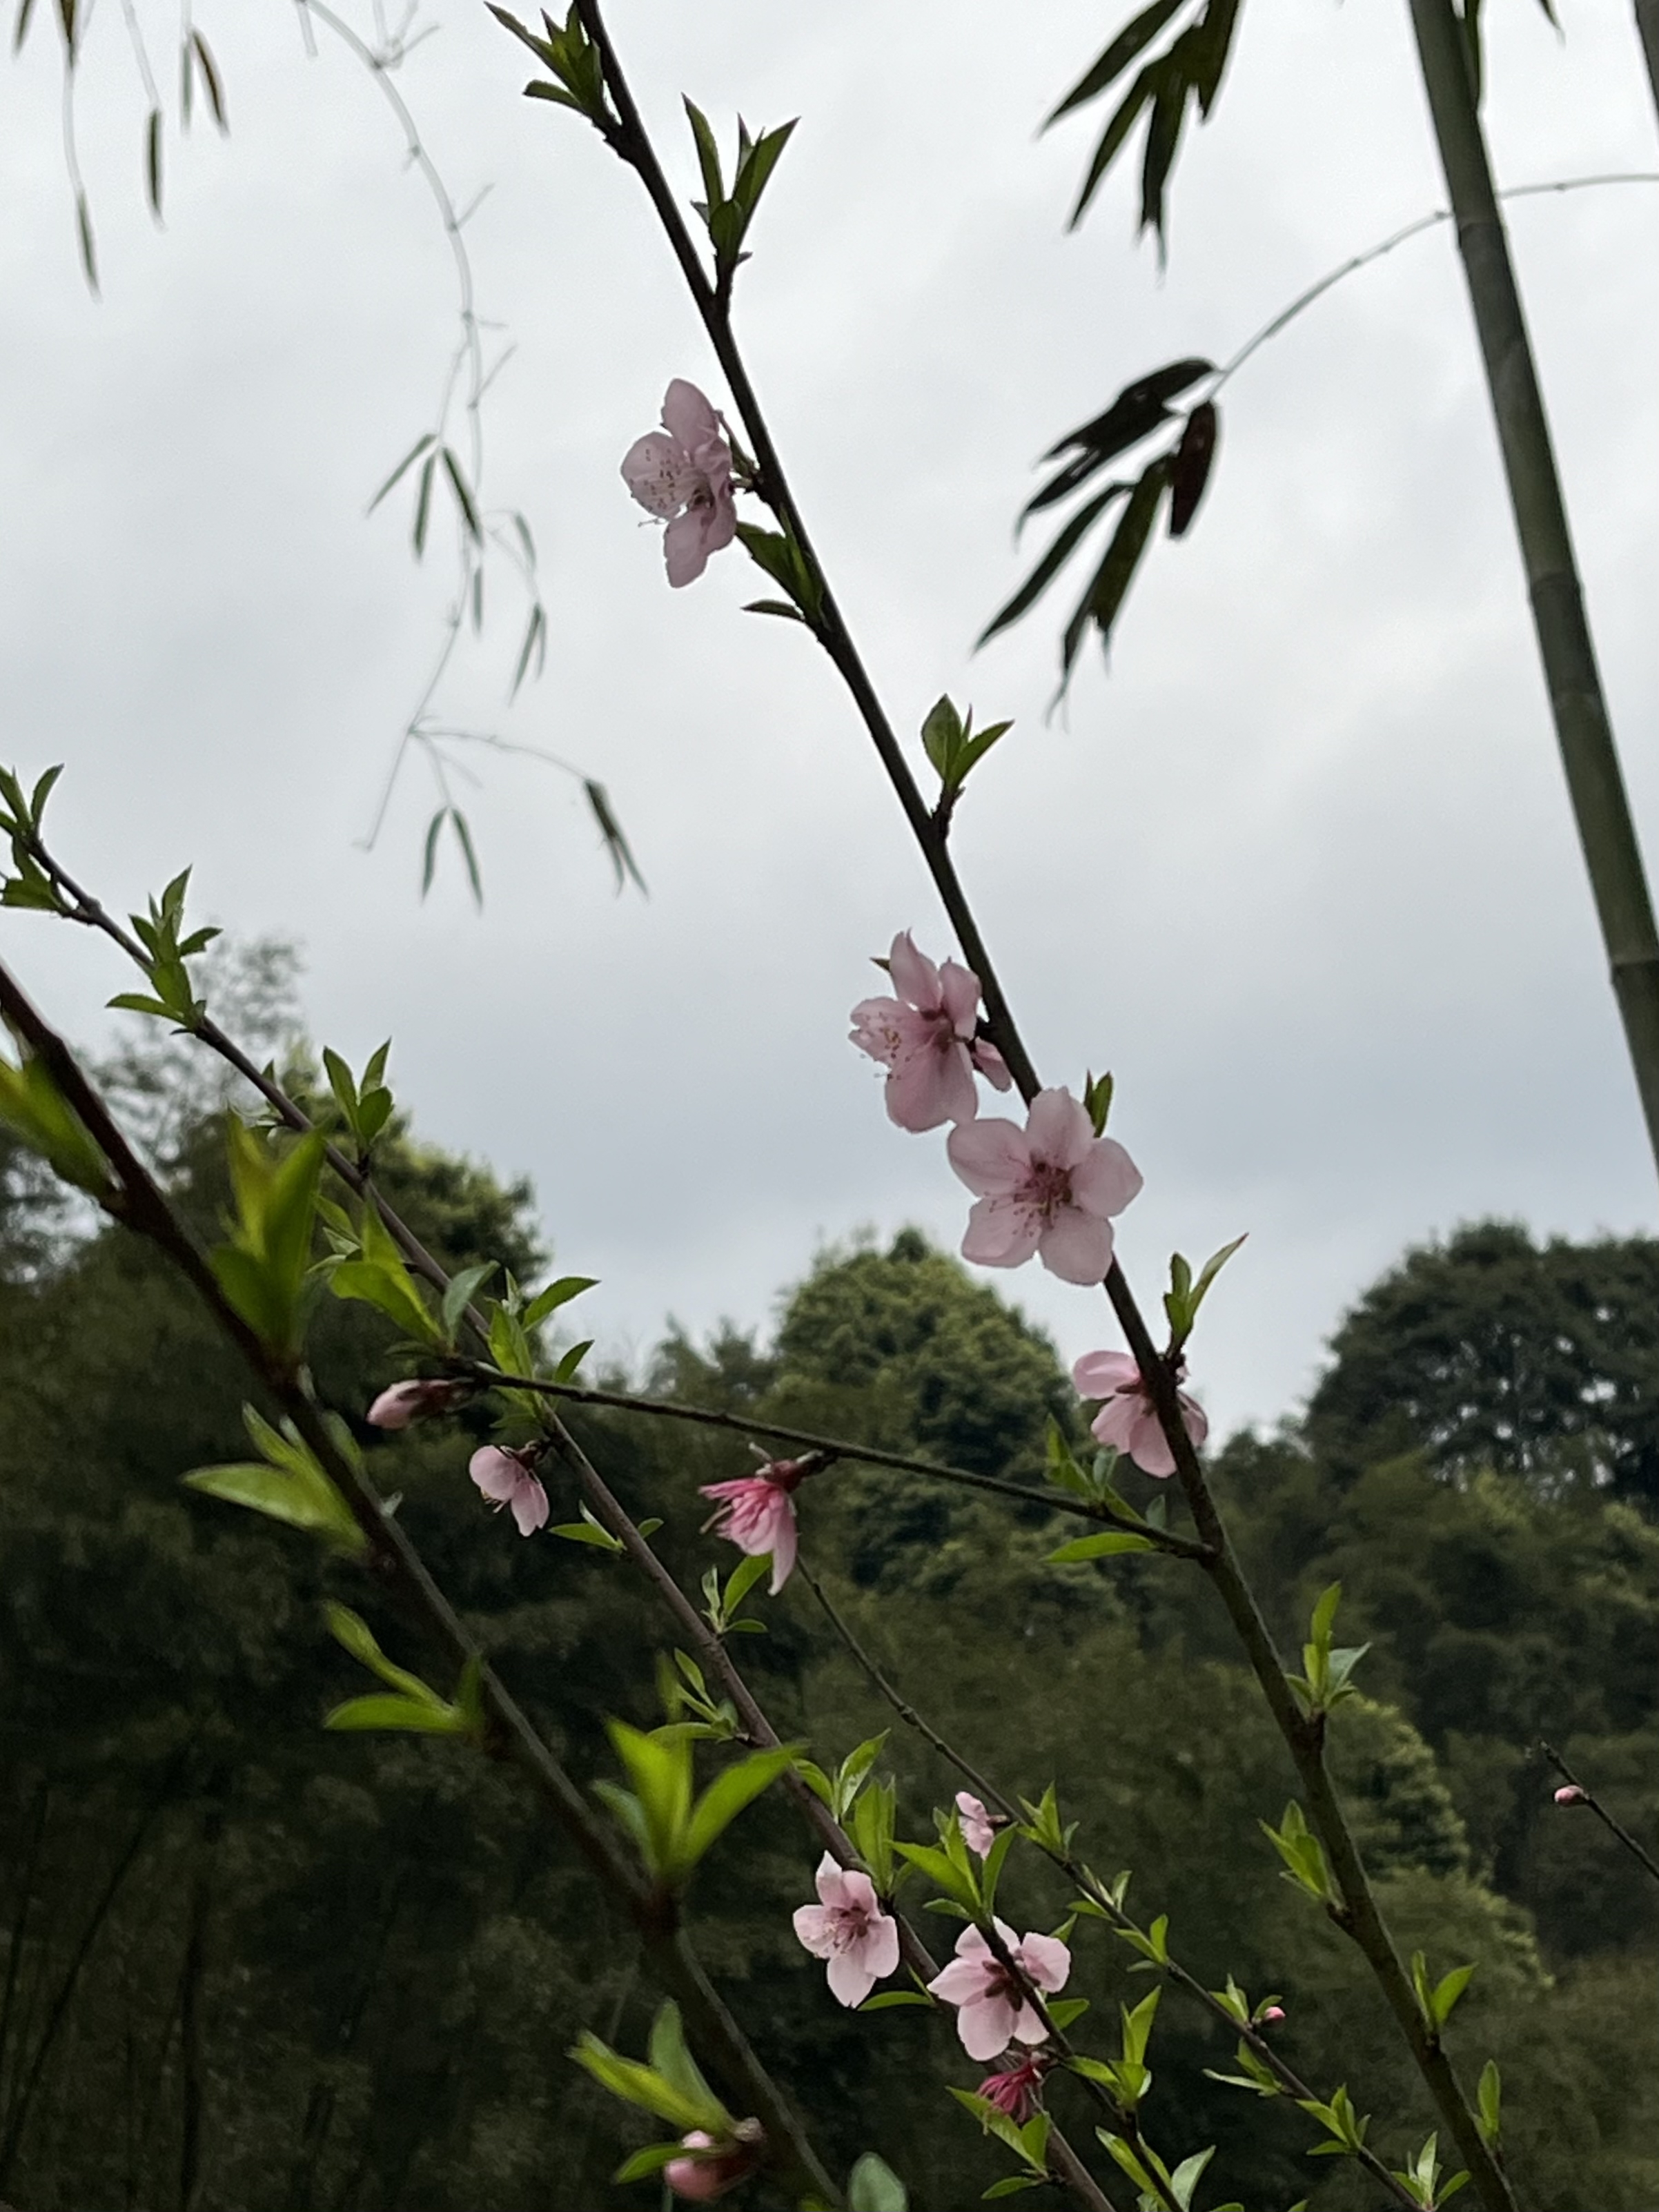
[1636,0,1659,131]
[1408,0,1659,1185]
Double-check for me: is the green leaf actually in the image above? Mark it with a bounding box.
[1168,400,1218,536]
[1047,0,1186,122]
[1049,1529,1158,1562]
[368,432,437,514]
[585,779,647,897]
[848,2152,909,2212]
[522,1273,597,1329]
[449,809,483,908]
[323,1694,469,1735]
[647,2001,724,2124]
[857,1989,932,2011]
[611,2142,687,2185]
[1476,2059,1502,2148]
[412,451,437,556]
[1066,456,1168,675]
[683,96,725,207]
[569,2033,729,2137]
[441,447,482,542]
[1068,60,1160,227]
[979,483,1130,649]
[323,1601,446,1705]
[981,2180,1043,2200]
[678,1745,797,1872]
[441,1262,495,1345]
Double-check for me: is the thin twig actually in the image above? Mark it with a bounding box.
[464,1364,1208,1554]
[1538,1741,1659,1886]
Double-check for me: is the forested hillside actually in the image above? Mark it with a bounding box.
[0,1108,1654,2211]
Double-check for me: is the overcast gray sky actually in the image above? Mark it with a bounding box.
[3,0,1656,1436]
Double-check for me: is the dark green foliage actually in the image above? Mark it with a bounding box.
[1,1142,1656,2210]
[1305,1219,1659,1503]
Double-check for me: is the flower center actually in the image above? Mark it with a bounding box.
[1027,1161,1073,1220]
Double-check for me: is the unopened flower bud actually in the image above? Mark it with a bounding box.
[1553,1783,1588,1807]
[1256,2004,1286,2026]
[366,1378,464,1430]
[664,2122,763,2202]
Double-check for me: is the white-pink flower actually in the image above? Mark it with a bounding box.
[469,1445,549,1537]
[366,1378,462,1431]
[620,379,738,587]
[792,1852,901,2007]
[1071,1349,1208,1478]
[698,1460,807,1592]
[850,931,1012,1132]
[927,1919,1071,2062]
[946,1088,1142,1286]
[956,1791,999,1859]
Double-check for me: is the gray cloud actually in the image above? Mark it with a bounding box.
[3,0,1655,1438]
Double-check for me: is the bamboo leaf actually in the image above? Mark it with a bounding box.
[979,483,1129,648]
[369,433,436,515]
[191,28,227,129]
[145,108,162,217]
[441,447,482,542]
[1047,0,1186,121]
[1168,401,1219,536]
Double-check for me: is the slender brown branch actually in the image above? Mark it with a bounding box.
[544,14,1517,2202]
[463,1363,1208,1556]
[1539,1741,1659,1886]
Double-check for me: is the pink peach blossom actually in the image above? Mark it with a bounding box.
[850,931,1012,1132]
[665,2133,752,2202]
[946,1088,1141,1285]
[1070,1349,1208,1478]
[366,1378,462,1430]
[469,1444,549,1537]
[620,379,737,587]
[977,2053,1049,2123]
[792,1852,901,2007]
[927,1919,1071,2062]
[956,1791,999,1859]
[1256,2004,1286,2026]
[699,1460,807,1592]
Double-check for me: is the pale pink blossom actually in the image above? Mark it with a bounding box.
[1070,1349,1208,1478]
[665,2133,753,2202]
[927,1919,1071,2062]
[699,1460,807,1592]
[850,931,1012,1132]
[956,1791,999,1859]
[469,1444,549,1537]
[620,379,738,587]
[366,1378,462,1430]
[946,1088,1141,1286]
[1256,2004,1286,2026]
[976,2053,1049,2124]
[792,1852,901,2007]
[1553,1784,1588,1807]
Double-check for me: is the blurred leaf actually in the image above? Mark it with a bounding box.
[1048,1529,1158,1563]
[369,433,436,516]
[979,483,1128,649]
[1168,401,1218,536]
[145,108,162,217]
[585,779,646,896]
[1047,0,1186,121]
